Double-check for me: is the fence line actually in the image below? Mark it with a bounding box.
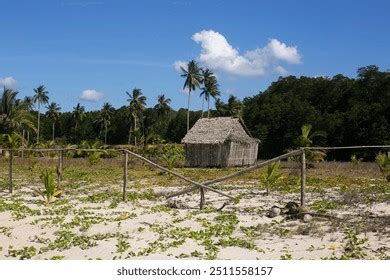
[302,145,390,150]
[1,147,236,209]
[166,149,304,200]
[1,144,388,209]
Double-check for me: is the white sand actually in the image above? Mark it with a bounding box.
[0,183,388,260]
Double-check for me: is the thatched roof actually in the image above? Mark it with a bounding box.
[181,117,260,144]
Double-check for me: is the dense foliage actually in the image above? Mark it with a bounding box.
[243,65,390,159]
[1,65,389,160]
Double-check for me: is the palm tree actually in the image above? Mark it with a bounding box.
[227,95,243,117]
[200,69,220,118]
[46,102,61,142]
[153,94,172,137]
[23,96,34,111]
[262,160,282,195]
[22,96,35,144]
[72,103,85,133]
[295,124,327,162]
[33,85,49,143]
[0,87,18,131]
[96,102,114,145]
[296,124,326,147]
[154,94,171,117]
[126,88,146,146]
[180,60,203,131]
[0,88,36,135]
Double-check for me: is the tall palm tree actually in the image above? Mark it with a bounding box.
[23,96,34,111]
[72,103,85,132]
[96,102,114,145]
[126,88,146,146]
[180,60,203,131]
[33,85,49,143]
[200,69,220,118]
[46,102,61,142]
[154,94,171,117]
[22,96,34,144]
[153,94,172,137]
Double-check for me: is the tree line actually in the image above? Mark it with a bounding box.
[1,64,388,160]
[243,65,389,159]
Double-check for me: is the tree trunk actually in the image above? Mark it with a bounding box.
[134,115,137,146]
[104,123,107,145]
[201,94,205,118]
[22,129,25,159]
[187,89,191,132]
[207,98,210,118]
[52,122,55,142]
[37,103,40,143]
[128,126,131,145]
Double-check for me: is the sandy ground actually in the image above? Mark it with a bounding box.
[0,180,389,260]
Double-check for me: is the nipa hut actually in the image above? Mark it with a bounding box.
[181,117,260,167]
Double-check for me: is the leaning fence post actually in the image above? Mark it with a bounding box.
[199,187,205,210]
[300,148,306,206]
[123,151,128,202]
[9,150,13,194]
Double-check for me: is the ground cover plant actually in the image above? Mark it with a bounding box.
[0,156,388,260]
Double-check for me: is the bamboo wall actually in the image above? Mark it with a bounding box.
[184,141,258,167]
[227,141,258,166]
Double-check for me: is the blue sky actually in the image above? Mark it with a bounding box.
[1,0,389,112]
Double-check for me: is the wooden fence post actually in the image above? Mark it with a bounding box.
[57,150,64,184]
[199,187,205,210]
[123,151,128,202]
[9,150,13,194]
[300,148,306,207]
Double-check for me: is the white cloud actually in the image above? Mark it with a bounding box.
[175,30,301,77]
[274,65,289,76]
[174,60,187,72]
[80,89,104,102]
[0,76,17,87]
[265,39,301,64]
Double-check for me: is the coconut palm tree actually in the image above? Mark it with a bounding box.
[46,102,61,142]
[21,96,34,144]
[33,85,49,143]
[95,102,113,145]
[200,69,220,118]
[126,88,146,146]
[227,95,243,117]
[0,87,18,132]
[72,103,85,133]
[296,124,326,147]
[154,94,171,117]
[180,60,203,131]
[0,88,36,135]
[153,94,172,137]
[295,124,327,162]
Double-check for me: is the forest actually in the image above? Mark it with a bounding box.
[0,65,389,160]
